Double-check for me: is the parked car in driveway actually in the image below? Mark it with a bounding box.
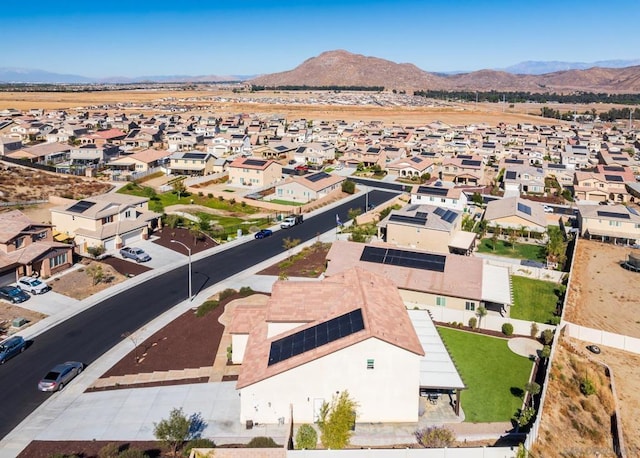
[17,276,50,295]
[0,336,26,364]
[0,285,29,304]
[254,229,273,239]
[119,246,151,262]
[38,361,84,392]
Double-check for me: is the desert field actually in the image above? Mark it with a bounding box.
[564,238,640,339]
[0,88,577,126]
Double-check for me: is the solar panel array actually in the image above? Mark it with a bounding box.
[517,202,532,215]
[461,159,481,167]
[505,171,518,180]
[182,152,205,160]
[244,158,267,167]
[360,246,447,272]
[68,200,96,213]
[433,207,458,223]
[389,214,428,225]
[604,175,624,182]
[505,159,524,164]
[597,210,630,219]
[268,308,365,366]
[603,166,625,172]
[417,186,448,196]
[410,156,423,163]
[547,164,565,169]
[457,154,472,160]
[306,172,330,182]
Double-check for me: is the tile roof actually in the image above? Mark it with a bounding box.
[0,210,50,243]
[236,267,423,389]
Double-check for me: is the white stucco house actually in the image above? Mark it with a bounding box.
[231,267,425,425]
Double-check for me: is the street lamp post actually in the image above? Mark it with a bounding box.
[171,240,192,301]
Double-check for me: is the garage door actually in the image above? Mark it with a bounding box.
[104,238,116,251]
[120,230,141,247]
[0,269,16,287]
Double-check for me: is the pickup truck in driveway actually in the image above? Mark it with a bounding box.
[281,214,304,229]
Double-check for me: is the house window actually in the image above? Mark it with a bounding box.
[102,215,113,224]
[366,359,374,370]
[14,237,25,249]
[50,253,67,268]
[609,220,621,227]
[436,296,446,307]
[465,301,476,311]
[125,210,131,218]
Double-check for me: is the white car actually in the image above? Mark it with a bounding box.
[17,276,50,295]
[543,205,554,213]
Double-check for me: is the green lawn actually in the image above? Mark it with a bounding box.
[477,238,546,262]
[268,199,304,206]
[510,276,559,323]
[438,327,532,423]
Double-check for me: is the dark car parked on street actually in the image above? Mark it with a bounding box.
[254,229,273,239]
[0,336,26,364]
[0,285,29,304]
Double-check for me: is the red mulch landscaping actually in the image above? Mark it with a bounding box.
[152,226,218,255]
[257,242,330,277]
[100,255,152,276]
[19,440,165,458]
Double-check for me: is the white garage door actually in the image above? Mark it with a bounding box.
[104,238,116,251]
[120,230,141,247]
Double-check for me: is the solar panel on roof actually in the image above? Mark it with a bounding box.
[629,207,640,216]
[441,210,458,223]
[603,166,625,172]
[604,175,624,182]
[461,159,481,167]
[517,202,532,215]
[243,158,267,167]
[417,186,448,196]
[359,246,446,272]
[433,207,446,217]
[505,159,524,164]
[410,156,422,163]
[505,171,518,180]
[415,212,429,218]
[268,308,365,366]
[389,214,428,225]
[457,154,472,159]
[306,172,330,182]
[182,152,205,159]
[597,211,630,219]
[547,163,564,169]
[67,200,96,213]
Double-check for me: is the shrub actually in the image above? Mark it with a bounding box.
[547,315,561,325]
[468,317,477,329]
[118,449,149,458]
[540,345,551,359]
[580,377,596,396]
[415,426,456,448]
[183,438,216,456]
[295,424,318,450]
[502,323,514,336]
[87,245,106,259]
[195,300,220,317]
[207,193,213,199]
[341,180,355,194]
[246,436,279,448]
[238,286,254,296]
[98,443,120,458]
[218,288,238,302]
[530,322,539,338]
[540,329,554,345]
[198,191,204,197]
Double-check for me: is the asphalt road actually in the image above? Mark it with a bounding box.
[0,189,398,440]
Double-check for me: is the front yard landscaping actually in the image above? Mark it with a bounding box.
[510,276,560,323]
[437,327,533,423]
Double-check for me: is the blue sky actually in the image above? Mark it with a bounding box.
[1,0,638,78]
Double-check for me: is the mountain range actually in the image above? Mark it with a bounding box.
[3,51,640,93]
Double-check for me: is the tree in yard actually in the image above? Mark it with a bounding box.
[341,179,355,194]
[508,229,517,252]
[172,179,186,200]
[524,381,541,407]
[318,390,358,450]
[347,207,362,226]
[476,305,487,329]
[86,263,104,285]
[153,407,206,457]
[295,423,318,450]
[490,229,499,252]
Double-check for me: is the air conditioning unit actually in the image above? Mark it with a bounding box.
[12,317,27,328]
[245,420,253,430]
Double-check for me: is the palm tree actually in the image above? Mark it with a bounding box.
[476,306,487,329]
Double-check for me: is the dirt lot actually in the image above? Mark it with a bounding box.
[564,239,640,338]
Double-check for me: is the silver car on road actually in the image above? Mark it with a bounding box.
[38,361,84,392]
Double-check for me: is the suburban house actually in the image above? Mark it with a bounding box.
[292,142,336,165]
[80,128,127,147]
[271,171,345,203]
[106,148,171,179]
[410,183,469,211]
[227,157,283,187]
[483,196,549,236]
[386,155,434,177]
[439,156,484,185]
[340,146,387,169]
[377,204,476,255]
[0,210,73,286]
[573,166,635,203]
[233,267,425,425]
[50,194,162,253]
[0,136,23,155]
[502,164,546,195]
[544,163,575,190]
[165,131,203,152]
[123,128,161,149]
[169,151,216,176]
[5,142,70,164]
[325,241,512,314]
[561,144,593,169]
[576,203,640,245]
